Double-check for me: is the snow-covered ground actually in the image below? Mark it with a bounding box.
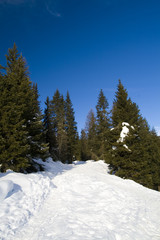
[0,159,160,240]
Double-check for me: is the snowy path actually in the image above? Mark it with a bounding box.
[13,161,160,240]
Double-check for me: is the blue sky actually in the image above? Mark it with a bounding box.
[0,0,160,134]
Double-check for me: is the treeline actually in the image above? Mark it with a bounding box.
[43,90,78,163]
[81,81,160,190]
[0,44,160,191]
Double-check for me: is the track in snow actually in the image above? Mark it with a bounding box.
[14,161,160,240]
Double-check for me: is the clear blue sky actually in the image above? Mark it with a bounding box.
[0,0,160,134]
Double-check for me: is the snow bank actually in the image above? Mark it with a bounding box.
[0,159,160,240]
[0,180,14,201]
[0,160,55,240]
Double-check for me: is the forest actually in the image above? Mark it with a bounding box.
[0,44,160,191]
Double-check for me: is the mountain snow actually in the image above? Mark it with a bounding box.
[0,159,160,240]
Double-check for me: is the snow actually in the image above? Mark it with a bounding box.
[0,159,160,240]
[116,122,133,151]
[0,180,14,201]
[118,122,130,142]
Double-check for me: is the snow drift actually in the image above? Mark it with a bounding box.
[0,159,160,240]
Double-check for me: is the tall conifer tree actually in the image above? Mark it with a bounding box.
[96,89,111,160]
[43,96,57,159]
[85,109,98,160]
[0,44,48,172]
[79,129,90,161]
[51,90,67,162]
[110,80,160,190]
[0,44,30,171]
[65,91,78,163]
[27,83,49,161]
[112,80,140,127]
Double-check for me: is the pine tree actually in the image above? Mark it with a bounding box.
[149,129,160,190]
[27,83,49,162]
[85,109,98,160]
[51,90,67,162]
[110,81,145,181]
[43,96,57,159]
[111,120,149,182]
[0,44,48,172]
[79,129,90,161]
[112,80,128,127]
[110,80,160,190]
[65,91,78,163]
[122,120,156,188]
[112,80,140,127]
[0,44,31,171]
[96,89,111,160]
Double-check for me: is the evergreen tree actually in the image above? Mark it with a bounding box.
[27,83,49,162]
[79,129,90,161]
[51,90,67,162]
[44,90,78,163]
[0,44,48,172]
[43,96,57,159]
[112,80,128,127]
[65,91,78,163]
[112,80,140,127]
[0,44,31,171]
[96,89,111,160]
[111,120,150,184]
[122,120,157,189]
[110,81,146,183]
[149,129,160,190]
[85,109,98,160]
[110,80,160,190]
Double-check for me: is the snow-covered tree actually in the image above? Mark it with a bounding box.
[110,80,160,190]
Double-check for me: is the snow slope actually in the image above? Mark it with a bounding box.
[0,159,160,240]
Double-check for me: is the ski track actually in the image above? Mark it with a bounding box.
[13,161,160,240]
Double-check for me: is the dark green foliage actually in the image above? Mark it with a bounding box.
[122,122,159,189]
[149,130,160,190]
[43,90,78,163]
[80,90,112,162]
[111,123,149,183]
[27,83,49,161]
[0,44,31,172]
[43,96,57,158]
[0,44,48,172]
[51,90,67,162]
[110,80,160,190]
[112,80,140,127]
[65,91,78,163]
[79,129,90,161]
[85,109,98,160]
[96,89,111,160]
